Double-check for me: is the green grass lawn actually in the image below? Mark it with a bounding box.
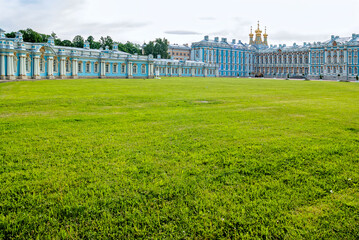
[1,77,359,239]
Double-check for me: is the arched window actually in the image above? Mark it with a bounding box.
[141,65,146,74]
[133,64,137,74]
[121,64,126,74]
[355,67,358,74]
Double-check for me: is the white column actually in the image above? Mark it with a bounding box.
[0,54,5,80]
[33,55,41,79]
[127,62,133,78]
[22,56,26,77]
[178,66,182,77]
[47,57,54,79]
[59,57,66,78]
[100,60,105,78]
[72,59,78,79]
[19,55,26,79]
[148,63,153,78]
[7,53,15,80]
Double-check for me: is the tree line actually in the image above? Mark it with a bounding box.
[5,28,170,59]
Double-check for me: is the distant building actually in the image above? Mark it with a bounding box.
[0,28,218,81]
[191,21,359,80]
[191,35,254,77]
[168,44,191,60]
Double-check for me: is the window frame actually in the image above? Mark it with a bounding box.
[78,62,83,73]
[141,64,146,74]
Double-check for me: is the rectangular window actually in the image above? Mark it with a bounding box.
[121,64,126,74]
[14,59,18,73]
[113,64,117,73]
[78,62,82,73]
[54,61,58,73]
[94,63,98,73]
[40,59,44,72]
[86,63,90,73]
[106,64,110,73]
[66,61,70,72]
[26,58,30,72]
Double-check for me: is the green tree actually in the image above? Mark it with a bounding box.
[5,32,16,38]
[100,36,113,49]
[144,38,169,59]
[19,28,47,43]
[118,42,142,54]
[73,35,84,48]
[86,36,94,45]
[61,40,73,47]
[54,39,62,46]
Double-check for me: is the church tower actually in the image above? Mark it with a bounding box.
[249,26,254,45]
[254,21,263,45]
[263,26,268,46]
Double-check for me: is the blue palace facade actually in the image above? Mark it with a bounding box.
[2,24,359,81]
[192,22,359,81]
[0,29,218,81]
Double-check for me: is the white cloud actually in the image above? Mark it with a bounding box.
[0,0,358,45]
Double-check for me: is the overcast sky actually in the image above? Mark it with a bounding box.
[1,0,359,46]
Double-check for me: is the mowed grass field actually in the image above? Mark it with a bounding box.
[1,77,359,239]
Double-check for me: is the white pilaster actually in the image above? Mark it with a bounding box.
[0,54,5,80]
[7,53,15,80]
[72,59,78,79]
[19,55,27,79]
[32,55,41,79]
[127,62,133,78]
[149,63,154,78]
[59,57,66,79]
[47,57,54,79]
[100,60,105,78]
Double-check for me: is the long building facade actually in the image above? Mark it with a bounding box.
[2,25,359,81]
[0,29,218,81]
[192,22,359,81]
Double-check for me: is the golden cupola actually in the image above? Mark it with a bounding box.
[254,21,263,45]
[263,26,268,46]
[249,26,254,45]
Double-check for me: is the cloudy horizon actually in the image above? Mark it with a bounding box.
[1,0,358,46]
